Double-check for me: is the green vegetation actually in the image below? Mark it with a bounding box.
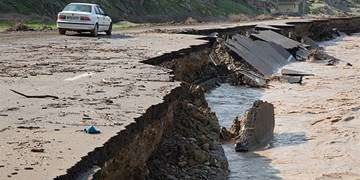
[0,0,258,23]
[1,0,360,26]
[308,0,360,16]
[112,21,141,30]
[0,20,12,32]
[0,20,56,32]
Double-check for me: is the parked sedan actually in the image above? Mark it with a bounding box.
[57,3,112,36]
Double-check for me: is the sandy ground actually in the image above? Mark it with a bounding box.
[0,31,206,179]
[206,34,360,180]
[257,34,360,179]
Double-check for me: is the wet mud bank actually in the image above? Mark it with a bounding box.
[58,17,360,179]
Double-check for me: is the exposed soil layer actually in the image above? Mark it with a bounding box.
[146,84,228,180]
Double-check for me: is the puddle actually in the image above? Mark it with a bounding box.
[206,84,263,128]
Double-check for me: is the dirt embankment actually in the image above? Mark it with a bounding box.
[62,84,228,180]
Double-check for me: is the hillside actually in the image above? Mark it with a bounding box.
[308,0,360,16]
[0,0,258,23]
[2,0,360,23]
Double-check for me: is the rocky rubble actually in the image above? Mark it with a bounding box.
[6,22,34,32]
[146,84,228,180]
[210,39,267,87]
[308,48,340,65]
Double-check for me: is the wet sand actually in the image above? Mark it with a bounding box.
[0,32,206,179]
[207,34,360,179]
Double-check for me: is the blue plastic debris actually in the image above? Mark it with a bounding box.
[84,125,101,134]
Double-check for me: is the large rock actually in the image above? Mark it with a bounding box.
[231,100,275,152]
[146,84,229,179]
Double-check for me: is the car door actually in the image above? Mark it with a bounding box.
[94,6,104,31]
[98,7,110,30]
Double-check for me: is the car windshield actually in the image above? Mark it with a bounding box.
[63,4,92,13]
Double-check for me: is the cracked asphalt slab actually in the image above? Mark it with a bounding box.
[0,31,207,179]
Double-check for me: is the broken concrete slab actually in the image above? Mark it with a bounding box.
[255,24,281,32]
[229,100,275,152]
[251,30,311,61]
[251,30,302,50]
[226,34,294,77]
[281,69,315,77]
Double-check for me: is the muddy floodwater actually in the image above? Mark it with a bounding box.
[206,34,360,179]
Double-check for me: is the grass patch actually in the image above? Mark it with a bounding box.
[0,20,56,32]
[113,21,141,30]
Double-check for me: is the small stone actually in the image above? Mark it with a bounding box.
[31,148,45,153]
[201,143,210,151]
[178,161,187,167]
[24,167,34,170]
[343,116,355,122]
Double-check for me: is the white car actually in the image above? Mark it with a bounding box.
[57,3,112,36]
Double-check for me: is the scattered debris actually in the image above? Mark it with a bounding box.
[280,68,314,84]
[281,69,315,77]
[308,48,339,65]
[183,17,198,25]
[343,116,355,122]
[6,23,34,32]
[346,63,353,67]
[10,89,59,99]
[284,76,304,84]
[17,126,40,130]
[255,24,281,32]
[84,125,101,134]
[82,114,92,120]
[220,127,232,141]
[31,148,45,153]
[303,36,320,49]
[327,59,337,66]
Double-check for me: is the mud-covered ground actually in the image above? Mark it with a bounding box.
[0,30,207,179]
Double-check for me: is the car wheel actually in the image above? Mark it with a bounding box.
[59,29,66,35]
[106,23,112,36]
[91,24,99,37]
